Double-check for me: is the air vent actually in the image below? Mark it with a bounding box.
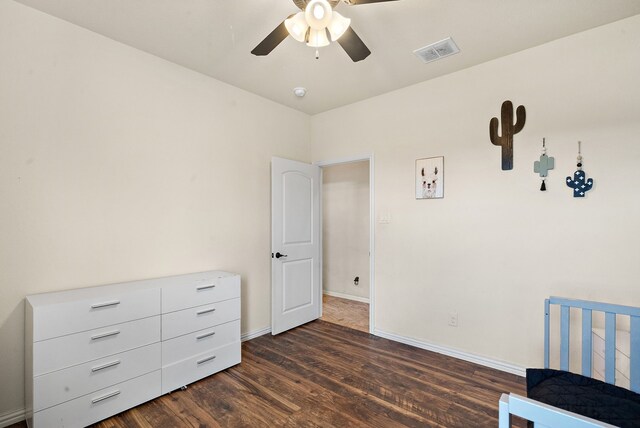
[413,37,460,64]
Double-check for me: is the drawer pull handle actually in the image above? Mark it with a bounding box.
[91,390,121,404]
[196,284,216,291]
[196,308,216,316]
[91,330,121,340]
[197,355,217,365]
[196,331,216,340]
[91,360,121,372]
[90,300,121,309]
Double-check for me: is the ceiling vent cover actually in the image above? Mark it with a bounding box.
[413,37,460,64]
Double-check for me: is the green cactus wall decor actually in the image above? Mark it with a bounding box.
[534,138,554,191]
[489,100,526,170]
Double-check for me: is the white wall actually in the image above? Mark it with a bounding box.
[0,1,309,417]
[322,162,370,300]
[311,15,640,370]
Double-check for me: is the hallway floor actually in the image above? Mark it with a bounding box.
[321,294,369,333]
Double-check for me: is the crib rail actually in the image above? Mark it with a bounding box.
[544,296,640,393]
[498,394,616,428]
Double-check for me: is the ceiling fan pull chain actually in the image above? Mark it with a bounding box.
[315,48,320,59]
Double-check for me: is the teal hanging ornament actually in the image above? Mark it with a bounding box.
[566,141,594,197]
[534,138,554,191]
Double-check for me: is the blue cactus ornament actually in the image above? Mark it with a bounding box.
[566,170,593,197]
[566,141,594,197]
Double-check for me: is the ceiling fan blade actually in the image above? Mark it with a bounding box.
[251,19,291,56]
[347,0,399,4]
[337,27,371,62]
[296,0,340,8]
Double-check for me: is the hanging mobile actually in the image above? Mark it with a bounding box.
[566,141,594,197]
[534,137,554,191]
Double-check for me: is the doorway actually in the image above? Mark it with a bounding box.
[317,156,374,334]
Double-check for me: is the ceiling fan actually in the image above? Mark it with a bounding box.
[251,0,399,62]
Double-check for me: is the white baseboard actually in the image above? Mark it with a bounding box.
[323,290,370,304]
[0,408,25,428]
[241,326,271,342]
[373,328,526,377]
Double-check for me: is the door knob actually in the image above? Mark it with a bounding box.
[275,252,288,259]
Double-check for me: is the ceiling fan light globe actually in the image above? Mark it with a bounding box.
[313,4,324,19]
[305,0,333,30]
[285,12,309,42]
[327,11,351,41]
[306,28,330,48]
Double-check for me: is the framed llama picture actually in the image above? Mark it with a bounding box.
[416,156,444,199]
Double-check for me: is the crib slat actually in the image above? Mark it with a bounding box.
[544,299,550,369]
[581,309,592,377]
[560,305,570,371]
[631,315,640,393]
[604,312,616,385]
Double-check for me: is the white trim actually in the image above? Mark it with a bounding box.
[319,167,324,321]
[0,408,25,428]
[315,154,372,167]
[315,154,375,335]
[374,328,526,377]
[241,326,271,342]
[368,156,375,335]
[323,290,370,304]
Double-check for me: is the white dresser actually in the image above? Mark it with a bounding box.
[25,270,241,428]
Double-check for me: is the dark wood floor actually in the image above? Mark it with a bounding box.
[13,320,526,427]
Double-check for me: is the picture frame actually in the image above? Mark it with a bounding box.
[416,156,444,199]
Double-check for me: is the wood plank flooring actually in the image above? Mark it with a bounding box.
[321,294,369,333]
[12,320,526,427]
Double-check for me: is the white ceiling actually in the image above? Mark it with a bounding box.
[14,0,640,115]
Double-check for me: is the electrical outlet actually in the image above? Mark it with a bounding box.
[448,312,458,327]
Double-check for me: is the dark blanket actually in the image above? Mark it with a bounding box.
[526,368,640,427]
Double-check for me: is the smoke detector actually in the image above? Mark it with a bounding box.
[413,37,460,64]
[293,87,307,97]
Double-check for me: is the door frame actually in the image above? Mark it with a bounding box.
[314,154,375,334]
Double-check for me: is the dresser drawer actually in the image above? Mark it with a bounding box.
[161,298,240,341]
[33,316,160,376]
[162,320,240,366]
[33,370,161,428]
[161,341,241,394]
[32,287,160,342]
[162,274,240,313]
[34,343,160,412]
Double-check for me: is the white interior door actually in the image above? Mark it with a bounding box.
[271,157,321,335]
